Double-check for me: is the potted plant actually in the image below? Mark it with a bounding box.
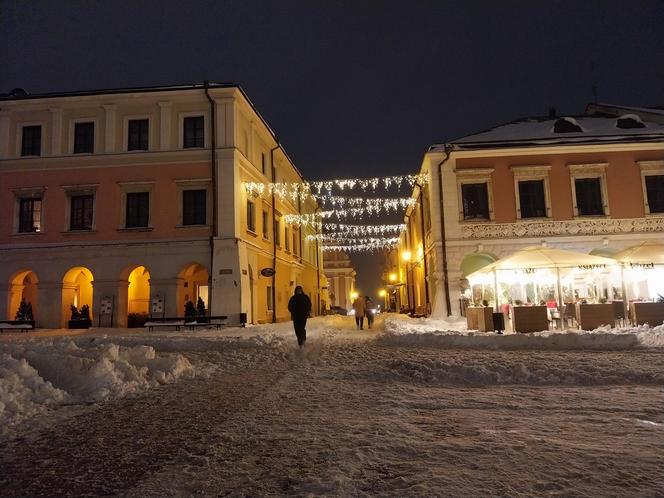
[184,300,197,323]
[68,304,92,329]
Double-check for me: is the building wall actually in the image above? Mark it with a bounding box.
[0,86,323,327]
[398,142,664,319]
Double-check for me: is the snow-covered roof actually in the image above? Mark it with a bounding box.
[429,115,664,152]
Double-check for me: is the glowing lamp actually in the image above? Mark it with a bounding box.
[378,289,387,297]
[350,291,359,300]
[389,273,397,282]
[401,251,411,262]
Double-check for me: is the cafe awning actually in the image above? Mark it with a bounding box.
[467,246,617,277]
[613,242,664,265]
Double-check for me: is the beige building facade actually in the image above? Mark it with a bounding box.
[0,84,323,327]
[323,251,356,312]
[395,106,664,318]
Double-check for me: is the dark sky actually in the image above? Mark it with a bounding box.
[2,0,664,299]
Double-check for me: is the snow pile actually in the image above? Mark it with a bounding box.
[380,315,664,350]
[381,355,664,386]
[0,338,195,432]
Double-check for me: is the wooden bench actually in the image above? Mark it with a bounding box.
[0,320,35,332]
[144,316,228,331]
[144,317,185,331]
[184,316,228,331]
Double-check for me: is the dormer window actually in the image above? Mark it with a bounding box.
[553,117,583,133]
[616,114,646,129]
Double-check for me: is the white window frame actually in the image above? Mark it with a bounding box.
[16,121,46,157]
[11,186,46,234]
[68,117,100,155]
[178,111,209,150]
[246,198,256,234]
[123,114,152,152]
[261,205,270,240]
[117,181,155,230]
[511,165,552,220]
[174,178,212,227]
[455,168,495,222]
[62,184,99,232]
[568,163,610,218]
[638,160,664,216]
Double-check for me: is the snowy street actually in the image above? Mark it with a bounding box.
[1,315,664,497]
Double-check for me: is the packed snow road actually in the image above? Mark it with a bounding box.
[1,315,663,497]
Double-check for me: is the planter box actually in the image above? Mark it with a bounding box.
[512,305,548,333]
[466,307,494,332]
[631,302,664,326]
[68,319,91,329]
[575,303,614,330]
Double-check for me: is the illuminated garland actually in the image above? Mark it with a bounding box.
[307,223,406,238]
[316,196,415,209]
[323,239,399,253]
[284,202,410,226]
[319,236,400,245]
[244,172,428,202]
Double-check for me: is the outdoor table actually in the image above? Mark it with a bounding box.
[465,306,494,332]
[630,302,664,326]
[511,305,548,333]
[575,303,615,330]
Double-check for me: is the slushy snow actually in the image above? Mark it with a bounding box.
[1,314,663,496]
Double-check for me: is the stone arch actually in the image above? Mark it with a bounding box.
[61,267,94,326]
[177,262,210,314]
[123,265,151,315]
[7,269,39,320]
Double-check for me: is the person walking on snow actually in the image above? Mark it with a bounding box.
[288,286,312,347]
[365,296,375,329]
[352,295,366,330]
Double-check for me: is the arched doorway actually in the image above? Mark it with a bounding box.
[177,263,209,315]
[127,266,151,315]
[61,267,94,326]
[8,270,39,320]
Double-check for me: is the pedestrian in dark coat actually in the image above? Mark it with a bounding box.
[288,286,312,347]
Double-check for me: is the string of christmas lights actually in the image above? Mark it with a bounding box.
[284,202,411,226]
[310,223,406,238]
[322,238,400,253]
[244,172,428,203]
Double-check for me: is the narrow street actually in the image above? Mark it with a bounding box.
[1,319,663,497]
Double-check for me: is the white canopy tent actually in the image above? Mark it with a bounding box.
[613,242,664,300]
[466,246,620,310]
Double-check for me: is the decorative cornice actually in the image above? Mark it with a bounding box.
[461,217,664,239]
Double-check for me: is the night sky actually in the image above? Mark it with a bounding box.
[2,0,663,298]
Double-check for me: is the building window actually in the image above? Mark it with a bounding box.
[126,192,150,228]
[261,153,266,175]
[70,195,94,230]
[461,183,489,220]
[518,180,547,218]
[183,116,204,148]
[645,175,664,214]
[455,168,494,222]
[274,215,281,246]
[21,125,41,156]
[553,117,583,133]
[128,119,149,151]
[267,286,273,311]
[18,198,42,232]
[639,161,664,216]
[262,209,269,239]
[74,122,95,154]
[574,178,604,216]
[569,163,609,218]
[247,200,256,232]
[293,229,298,256]
[182,189,207,225]
[285,225,291,251]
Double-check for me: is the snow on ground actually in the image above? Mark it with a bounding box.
[1,314,663,496]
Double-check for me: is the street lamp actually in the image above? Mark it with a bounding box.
[388,273,397,283]
[401,250,411,263]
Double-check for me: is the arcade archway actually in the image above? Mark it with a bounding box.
[61,267,94,325]
[7,270,39,320]
[177,263,209,315]
[127,266,151,314]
